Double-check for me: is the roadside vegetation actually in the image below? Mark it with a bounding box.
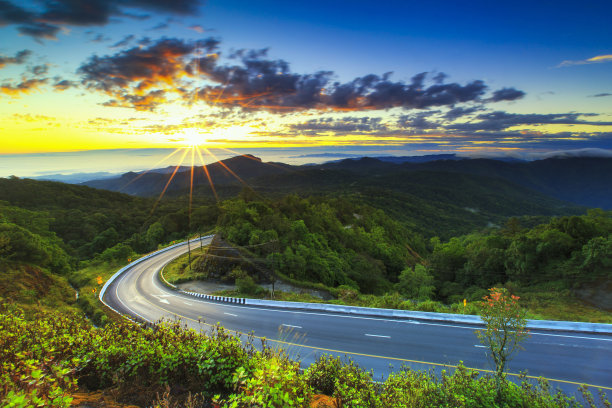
[1,303,609,408]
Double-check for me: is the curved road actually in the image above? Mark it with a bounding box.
[103,238,612,395]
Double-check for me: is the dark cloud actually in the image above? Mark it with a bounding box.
[150,22,169,30]
[89,33,109,43]
[444,106,483,120]
[31,64,49,76]
[447,111,612,132]
[290,116,387,134]
[0,78,48,96]
[17,22,61,41]
[397,111,440,129]
[111,34,135,48]
[53,79,76,90]
[0,0,204,40]
[77,37,525,113]
[488,87,525,102]
[78,38,216,110]
[590,93,611,98]
[195,50,494,112]
[0,0,32,25]
[0,49,31,69]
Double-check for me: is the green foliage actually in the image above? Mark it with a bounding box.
[428,211,612,307]
[1,305,607,408]
[396,264,435,301]
[218,357,312,408]
[305,354,344,395]
[218,195,426,294]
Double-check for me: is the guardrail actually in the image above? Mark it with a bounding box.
[178,291,612,335]
[99,235,214,317]
[103,234,612,335]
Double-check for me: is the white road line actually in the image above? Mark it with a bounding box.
[365,334,391,339]
[474,345,487,348]
[281,324,302,329]
[172,294,612,342]
[145,243,612,344]
[183,301,192,306]
[224,312,238,317]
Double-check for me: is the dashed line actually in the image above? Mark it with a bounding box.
[224,312,238,317]
[365,334,391,339]
[474,345,487,348]
[281,324,303,329]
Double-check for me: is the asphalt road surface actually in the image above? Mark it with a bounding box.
[103,238,612,396]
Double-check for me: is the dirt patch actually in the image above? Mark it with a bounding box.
[574,280,612,311]
[178,279,333,300]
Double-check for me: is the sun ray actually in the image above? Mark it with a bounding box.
[203,147,249,187]
[189,146,195,226]
[195,146,219,202]
[150,148,189,215]
[217,146,294,173]
[119,147,182,192]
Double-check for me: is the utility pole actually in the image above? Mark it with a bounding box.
[199,232,202,250]
[187,234,192,270]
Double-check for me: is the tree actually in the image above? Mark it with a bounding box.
[396,264,434,301]
[476,287,529,398]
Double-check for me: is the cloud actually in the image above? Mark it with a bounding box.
[290,116,388,134]
[110,34,135,48]
[447,111,612,132]
[77,37,525,113]
[78,37,217,110]
[590,93,611,98]
[0,0,205,40]
[16,22,61,41]
[194,50,504,112]
[557,54,612,67]
[30,64,49,76]
[444,106,483,120]
[0,78,48,96]
[188,24,205,33]
[488,87,525,102]
[0,49,31,69]
[53,79,76,90]
[397,112,440,129]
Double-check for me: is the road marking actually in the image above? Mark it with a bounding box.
[224,312,238,317]
[135,289,612,392]
[172,294,612,342]
[183,301,192,306]
[151,294,170,304]
[474,345,487,348]
[365,334,391,339]
[281,324,302,329]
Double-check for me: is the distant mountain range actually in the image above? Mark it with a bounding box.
[81,154,612,210]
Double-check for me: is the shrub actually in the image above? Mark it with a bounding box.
[305,354,343,395]
[218,357,312,408]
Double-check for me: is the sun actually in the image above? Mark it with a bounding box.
[180,128,207,148]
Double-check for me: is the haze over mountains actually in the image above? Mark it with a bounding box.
[81,154,612,210]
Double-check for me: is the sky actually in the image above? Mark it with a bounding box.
[0,0,611,176]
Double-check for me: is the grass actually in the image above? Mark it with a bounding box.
[67,260,128,326]
[0,261,78,317]
[161,247,207,284]
[519,289,612,324]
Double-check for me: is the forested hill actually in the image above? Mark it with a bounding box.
[81,155,610,209]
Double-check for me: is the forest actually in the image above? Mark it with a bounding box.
[1,172,611,407]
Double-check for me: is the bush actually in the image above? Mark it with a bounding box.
[305,354,343,395]
[218,357,312,408]
[333,360,379,408]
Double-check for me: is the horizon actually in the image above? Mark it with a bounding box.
[2,146,612,179]
[0,0,610,174]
